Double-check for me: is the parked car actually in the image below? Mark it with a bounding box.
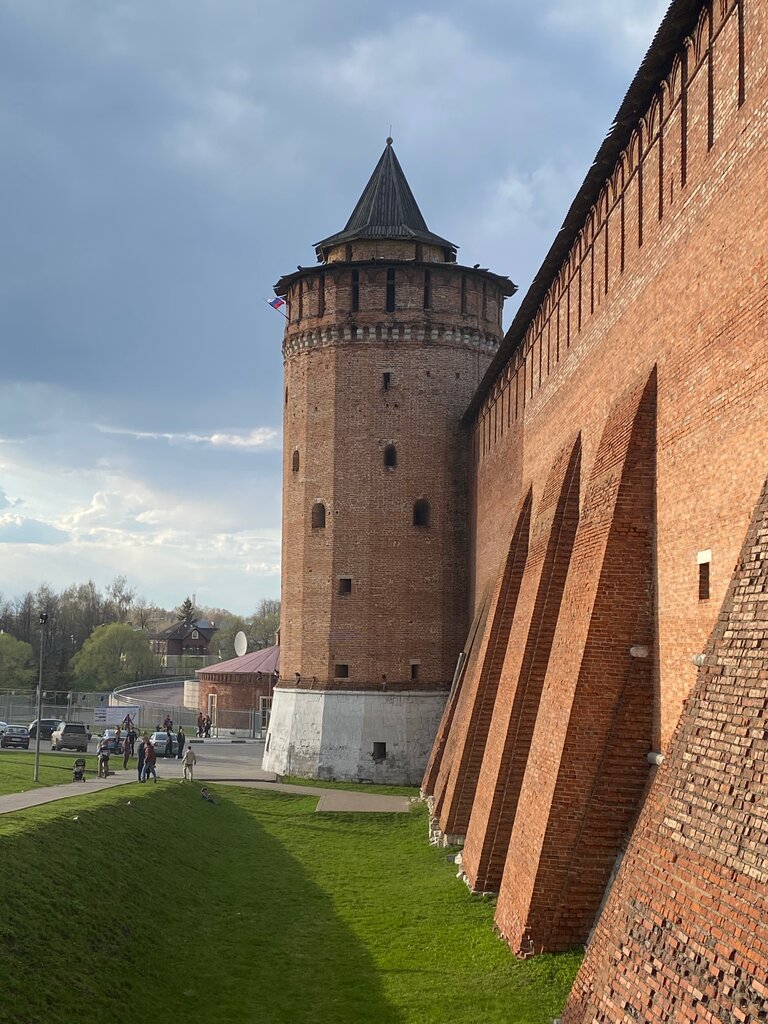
[1,725,30,749]
[28,719,61,740]
[99,729,124,754]
[149,731,179,757]
[51,722,89,752]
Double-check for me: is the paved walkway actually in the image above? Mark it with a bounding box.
[0,775,412,816]
[214,780,412,813]
[0,775,135,815]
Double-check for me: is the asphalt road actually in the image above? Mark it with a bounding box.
[0,738,273,782]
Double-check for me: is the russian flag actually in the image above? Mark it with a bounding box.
[268,296,286,310]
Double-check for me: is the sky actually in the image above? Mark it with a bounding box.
[0,0,668,615]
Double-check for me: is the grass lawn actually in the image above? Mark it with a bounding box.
[0,783,581,1024]
[281,774,419,797]
[0,750,102,794]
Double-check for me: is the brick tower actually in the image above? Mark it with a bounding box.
[263,140,515,783]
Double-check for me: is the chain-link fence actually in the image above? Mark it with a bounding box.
[0,682,270,740]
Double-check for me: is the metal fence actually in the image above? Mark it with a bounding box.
[0,681,271,740]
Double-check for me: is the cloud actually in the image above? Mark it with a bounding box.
[96,424,279,450]
[542,1,669,54]
[0,514,69,545]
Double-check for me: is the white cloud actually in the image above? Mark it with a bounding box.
[543,1,669,53]
[0,514,69,545]
[96,424,280,450]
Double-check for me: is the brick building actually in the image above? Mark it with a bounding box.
[420,0,768,994]
[266,0,768,1015]
[263,141,515,782]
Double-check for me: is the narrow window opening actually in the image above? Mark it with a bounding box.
[334,663,349,678]
[410,662,420,681]
[698,561,710,601]
[413,499,431,528]
[482,280,487,319]
[460,274,467,314]
[372,741,387,762]
[382,371,392,391]
[384,444,397,468]
[345,243,353,261]
[311,502,326,529]
[351,270,360,313]
[338,578,352,596]
[386,268,396,313]
[284,387,288,406]
[317,272,325,317]
[423,270,431,310]
[297,280,303,321]
[415,243,423,261]
[292,450,300,473]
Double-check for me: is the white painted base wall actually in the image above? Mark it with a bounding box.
[183,679,200,709]
[262,687,448,785]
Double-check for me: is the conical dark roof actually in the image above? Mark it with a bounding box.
[315,140,456,259]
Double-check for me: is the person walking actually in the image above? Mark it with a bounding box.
[127,725,137,755]
[181,745,197,781]
[137,736,146,782]
[203,715,212,739]
[164,728,174,758]
[97,737,111,779]
[196,711,204,738]
[142,739,158,783]
[176,727,185,760]
[122,735,131,771]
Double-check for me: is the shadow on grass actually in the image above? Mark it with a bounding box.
[0,783,404,1024]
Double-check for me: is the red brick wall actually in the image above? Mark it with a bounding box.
[430,490,532,835]
[426,0,768,960]
[470,0,768,751]
[493,370,657,954]
[561,475,768,1024]
[279,243,510,693]
[461,434,581,892]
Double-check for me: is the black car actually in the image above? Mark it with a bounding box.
[28,719,61,740]
[1,725,30,749]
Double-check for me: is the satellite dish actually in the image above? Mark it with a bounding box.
[234,631,248,657]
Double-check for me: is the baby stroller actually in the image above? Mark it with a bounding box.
[72,758,86,783]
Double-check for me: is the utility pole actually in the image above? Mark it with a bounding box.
[33,611,48,783]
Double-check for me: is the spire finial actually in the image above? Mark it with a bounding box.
[386,135,393,146]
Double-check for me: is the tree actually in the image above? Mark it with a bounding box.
[251,599,280,648]
[175,597,198,625]
[70,624,161,692]
[0,632,35,689]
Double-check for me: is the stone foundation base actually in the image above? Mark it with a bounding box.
[263,687,448,785]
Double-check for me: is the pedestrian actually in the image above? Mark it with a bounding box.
[176,726,185,759]
[142,740,158,783]
[203,715,212,739]
[196,711,204,738]
[115,724,122,749]
[127,725,137,755]
[181,745,197,781]
[137,736,146,782]
[97,737,111,779]
[122,735,131,770]
[163,714,173,732]
[164,728,174,758]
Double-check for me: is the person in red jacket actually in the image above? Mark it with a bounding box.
[142,740,158,783]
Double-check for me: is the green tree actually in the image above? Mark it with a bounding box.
[175,596,198,625]
[0,632,36,689]
[70,624,161,691]
[250,598,280,648]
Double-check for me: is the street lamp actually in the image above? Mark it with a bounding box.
[33,612,48,783]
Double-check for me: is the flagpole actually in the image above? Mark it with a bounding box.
[265,298,289,320]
